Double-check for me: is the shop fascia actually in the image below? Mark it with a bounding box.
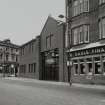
[70,47,105,57]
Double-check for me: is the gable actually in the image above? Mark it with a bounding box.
[40,16,59,37]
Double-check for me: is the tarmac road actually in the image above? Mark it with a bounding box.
[0,78,105,105]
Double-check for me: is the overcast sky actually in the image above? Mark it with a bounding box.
[0,0,65,45]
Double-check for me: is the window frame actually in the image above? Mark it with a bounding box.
[72,0,89,17]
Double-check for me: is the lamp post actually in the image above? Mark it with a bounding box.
[3,49,6,77]
[58,14,73,85]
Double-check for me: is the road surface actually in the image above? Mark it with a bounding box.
[0,78,105,105]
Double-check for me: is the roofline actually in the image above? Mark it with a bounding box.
[20,35,40,48]
[40,15,65,36]
[0,42,20,49]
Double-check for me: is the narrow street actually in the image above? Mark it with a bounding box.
[0,78,105,105]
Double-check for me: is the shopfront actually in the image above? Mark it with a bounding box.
[68,45,105,84]
[41,49,59,81]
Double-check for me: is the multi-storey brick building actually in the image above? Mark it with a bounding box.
[0,39,19,77]
[66,0,105,84]
[19,36,40,79]
[40,16,66,82]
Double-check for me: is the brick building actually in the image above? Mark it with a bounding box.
[19,36,40,79]
[66,0,105,84]
[0,39,19,77]
[39,16,66,82]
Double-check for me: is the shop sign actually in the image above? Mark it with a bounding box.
[46,59,55,64]
[70,47,105,57]
[67,61,73,66]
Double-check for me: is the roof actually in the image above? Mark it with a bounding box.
[20,35,40,48]
[0,40,19,49]
[69,40,105,52]
[40,15,65,36]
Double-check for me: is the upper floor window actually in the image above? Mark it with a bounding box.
[99,18,105,39]
[72,0,89,17]
[99,0,105,5]
[72,25,89,45]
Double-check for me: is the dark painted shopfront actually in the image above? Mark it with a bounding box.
[41,49,59,81]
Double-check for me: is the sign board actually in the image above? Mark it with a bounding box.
[70,46,105,58]
[67,61,73,66]
[46,59,55,64]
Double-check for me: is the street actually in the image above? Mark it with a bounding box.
[0,78,105,105]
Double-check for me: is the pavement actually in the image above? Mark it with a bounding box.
[2,77,105,90]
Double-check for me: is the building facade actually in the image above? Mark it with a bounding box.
[19,36,40,79]
[40,16,66,82]
[66,0,105,84]
[0,39,19,77]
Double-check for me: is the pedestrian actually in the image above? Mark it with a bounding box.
[69,79,72,86]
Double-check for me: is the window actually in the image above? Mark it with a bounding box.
[72,25,89,45]
[102,56,105,74]
[6,54,9,61]
[11,54,15,61]
[87,58,93,75]
[84,25,89,42]
[99,0,105,5]
[72,0,89,17]
[20,65,26,74]
[46,36,50,49]
[0,54,3,60]
[11,48,13,53]
[16,56,18,62]
[79,26,84,43]
[73,28,78,45]
[73,63,78,74]
[33,63,36,73]
[80,63,86,74]
[99,18,105,39]
[94,57,102,74]
[29,63,36,73]
[29,64,31,73]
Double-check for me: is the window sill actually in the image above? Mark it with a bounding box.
[94,74,102,76]
[72,42,89,47]
[80,74,85,76]
[87,73,92,75]
[72,11,89,18]
[74,74,79,76]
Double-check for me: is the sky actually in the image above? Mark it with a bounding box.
[0,0,65,45]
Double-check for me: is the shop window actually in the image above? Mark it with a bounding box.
[94,57,101,74]
[80,63,86,74]
[88,63,92,75]
[74,64,78,74]
[102,56,105,74]
[103,62,105,74]
[87,58,93,75]
[95,62,101,74]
